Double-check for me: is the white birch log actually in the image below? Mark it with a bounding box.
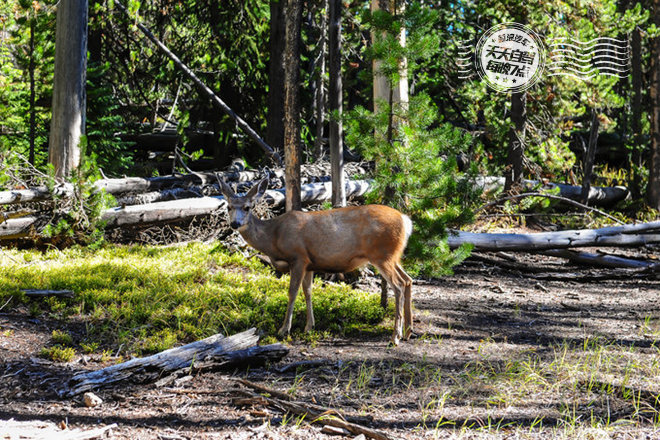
[448,221,660,251]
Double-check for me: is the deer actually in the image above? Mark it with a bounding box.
[220,178,414,345]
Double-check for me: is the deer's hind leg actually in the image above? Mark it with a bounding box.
[302,271,315,332]
[374,261,405,346]
[396,263,413,340]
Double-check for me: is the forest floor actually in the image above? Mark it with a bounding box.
[1,249,660,439]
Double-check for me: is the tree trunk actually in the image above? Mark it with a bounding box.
[48,0,88,178]
[505,91,526,192]
[371,0,408,113]
[650,0,660,209]
[329,0,345,208]
[283,0,302,212]
[371,0,409,309]
[28,17,36,166]
[631,27,643,197]
[580,109,600,204]
[267,0,286,152]
[314,0,328,160]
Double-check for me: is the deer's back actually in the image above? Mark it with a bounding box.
[271,205,410,272]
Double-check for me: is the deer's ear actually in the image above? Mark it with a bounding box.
[219,180,235,199]
[246,178,269,201]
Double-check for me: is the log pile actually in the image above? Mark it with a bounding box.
[0,161,373,241]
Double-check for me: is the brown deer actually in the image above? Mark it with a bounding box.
[220,178,414,345]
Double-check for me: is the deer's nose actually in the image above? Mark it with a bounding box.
[230,220,241,229]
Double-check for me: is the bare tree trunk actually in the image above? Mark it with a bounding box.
[371,0,408,309]
[314,0,328,160]
[581,109,600,204]
[284,0,302,212]
[28,18,36,165]
[267,0,286,152]
[505,91,526,192]
[329,0,345,208]
[631,27,643,197]
[649,0,660,209]
[371,0,408,113]
[48,0,88,178]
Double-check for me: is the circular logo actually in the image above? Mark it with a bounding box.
[475,23,545,92]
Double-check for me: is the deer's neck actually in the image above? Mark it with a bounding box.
[238,213,278,256]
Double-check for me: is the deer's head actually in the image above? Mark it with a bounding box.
[220,178,269,230]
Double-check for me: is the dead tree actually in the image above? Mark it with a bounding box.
[49,0,88,178]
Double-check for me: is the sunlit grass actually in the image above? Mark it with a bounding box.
[0,242,386,355]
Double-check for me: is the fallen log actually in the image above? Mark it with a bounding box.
[154,344,290,388]
[62,328,265,397]
[114,187,203,205]
[542,249,658,269]
[448,221,660,252]
[476,176,629,207]
[94,169,265,195]
[0,183,73,205]
[102,180,371,227]
[0,216,38,239]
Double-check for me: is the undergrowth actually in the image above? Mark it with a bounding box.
[0,242,386,356]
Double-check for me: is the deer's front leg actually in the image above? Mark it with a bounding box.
[278,262,305,337]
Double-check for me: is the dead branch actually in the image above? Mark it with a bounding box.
[113,0,281,165]
[22,289,75,298]
[234,380,393,440]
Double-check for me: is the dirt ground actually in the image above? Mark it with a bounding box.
[1,250,660,439]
